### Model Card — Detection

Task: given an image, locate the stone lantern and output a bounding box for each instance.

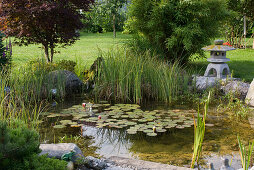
[202,40,235,79]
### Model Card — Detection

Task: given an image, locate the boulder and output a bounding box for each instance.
[39,143,85,163]
[194,76,219,91]
[47,70,84,96]
[246,79,254,107]
[221,81,250,100]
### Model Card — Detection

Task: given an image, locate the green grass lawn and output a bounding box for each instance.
[10,32,254,82]
[11,32,131,67]
[189,48,254,82]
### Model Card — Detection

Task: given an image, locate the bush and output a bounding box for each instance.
[0,120,40,163]
[0,120,67,170]
[56,60,76,73]
[94,48,190,104]
[127,0,229,64]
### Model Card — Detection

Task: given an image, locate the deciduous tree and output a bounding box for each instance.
[0,0,94,62]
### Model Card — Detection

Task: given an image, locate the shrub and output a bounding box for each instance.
[0,120,40,167]
[0,120,67,170]
[127,0,229,64]
[56,60,77,73]
[94,48,190,104]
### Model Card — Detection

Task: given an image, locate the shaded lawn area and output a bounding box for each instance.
[11,32,131,67]
[189,48,254,82]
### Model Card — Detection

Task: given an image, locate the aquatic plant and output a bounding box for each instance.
[44,103,197,137]
[217,91,250,119]
[191,92,210,168]
[237,136,254,170]
[94,48,190,104]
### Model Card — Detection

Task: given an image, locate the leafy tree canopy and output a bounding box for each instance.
[0,0,94,62]
[128,0,230,64]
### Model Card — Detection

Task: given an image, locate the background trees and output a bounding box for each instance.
[225,0,254,48]
[0,0,93,62]
[128,0,229,64]
[84,0,128,37]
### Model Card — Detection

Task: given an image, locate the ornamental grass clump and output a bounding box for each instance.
[94,48,190,104]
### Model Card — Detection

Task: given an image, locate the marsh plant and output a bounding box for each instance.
[217,91,250,118]
[238,136,254,170]
[94,48,190,104]
[191,92,210,168]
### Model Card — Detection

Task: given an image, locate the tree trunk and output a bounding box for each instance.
[43,44,50,63]
[113,14,116,38]
[50,44,54,63]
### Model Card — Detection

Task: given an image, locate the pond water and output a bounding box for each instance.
[39,98,254,169]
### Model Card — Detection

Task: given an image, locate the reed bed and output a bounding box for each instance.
[94,48,190,104]
[0,61,67,126]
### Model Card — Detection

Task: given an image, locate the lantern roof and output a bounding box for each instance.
[202,40,235,52]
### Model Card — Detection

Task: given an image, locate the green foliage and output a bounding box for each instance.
[224,0,254,47]
[0,34,12,70]
[0,120,67,170]
[128,0,229,63]
[0,32,4,57]
[238,136,254,170]
[0,120,40,166]
[191,93,210,168]
[83,0,128,33]
[94,48,190,104]
[217,91,250,118]
[56,60,76,73]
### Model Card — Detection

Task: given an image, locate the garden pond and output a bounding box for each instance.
[39,98,254,168]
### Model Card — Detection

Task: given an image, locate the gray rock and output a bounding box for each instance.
[220,158,234,170]
[222,81,250,99]
[47,70,84,96]
[85,156,108,170]
[246,79,254,107]
[194,76,220,91]
[39,143,85,163]
[108,156,191,170]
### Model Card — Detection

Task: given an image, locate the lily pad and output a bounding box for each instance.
[146,132,157,137]
[53,125,66,129]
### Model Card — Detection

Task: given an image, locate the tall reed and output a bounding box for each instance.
[94,48,190,104]
[238,136,254,170]
[191,92,210,168]
[0,60,67,127]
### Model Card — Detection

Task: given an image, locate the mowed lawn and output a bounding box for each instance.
[11,32,254,81]
[189,48,254,82]
[11,32,131,67]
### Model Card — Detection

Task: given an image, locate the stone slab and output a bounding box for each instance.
[39,143,85,163]
[108,156,191,170]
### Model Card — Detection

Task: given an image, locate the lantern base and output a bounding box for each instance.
[204,63,230,79]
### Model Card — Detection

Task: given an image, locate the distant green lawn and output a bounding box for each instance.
[11,32,254,81]
[189,48,254,82]
[11,32,131,67]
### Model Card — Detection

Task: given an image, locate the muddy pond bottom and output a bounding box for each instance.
[39,100,254,168]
